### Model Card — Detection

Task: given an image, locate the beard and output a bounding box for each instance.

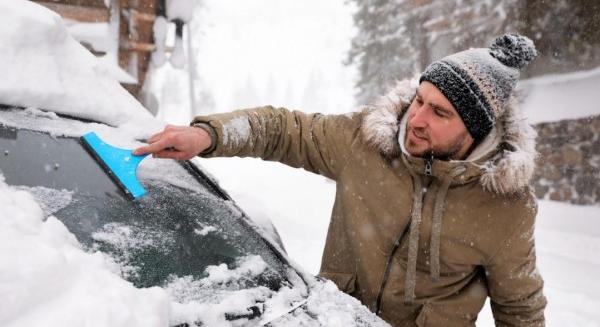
[405,129,470,161]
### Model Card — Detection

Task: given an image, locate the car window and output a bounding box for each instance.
[0,114,288,292]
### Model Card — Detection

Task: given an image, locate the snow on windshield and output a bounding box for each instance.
[166,256,276,304]
[168,255,391,326]
[0,1,152,127]
[92,222,176,280]
[1,174,389,326]
[0,175,171,326]
[166,257,309,326]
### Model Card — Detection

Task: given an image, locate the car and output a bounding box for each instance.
[0,1,390,326]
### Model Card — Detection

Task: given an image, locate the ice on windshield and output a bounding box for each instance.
[92,222,176,280]
[195,225,218,236]
[15,185,73,217]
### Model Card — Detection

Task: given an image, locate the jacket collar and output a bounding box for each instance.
[399,155,483,186]
[360,78,538,195]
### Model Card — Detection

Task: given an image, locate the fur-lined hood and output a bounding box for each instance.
[360,78,538,195]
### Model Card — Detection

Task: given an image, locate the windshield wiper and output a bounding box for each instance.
[171,303,265,327]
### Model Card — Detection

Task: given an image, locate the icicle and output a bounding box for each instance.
[151,16,168,67]
[169,19,185,69]
[170,34,185,68]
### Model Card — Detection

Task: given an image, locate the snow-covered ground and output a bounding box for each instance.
[479,200,600,326]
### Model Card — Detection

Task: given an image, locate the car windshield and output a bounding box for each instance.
[0,109,288,292]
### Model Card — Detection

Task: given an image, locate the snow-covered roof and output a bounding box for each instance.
[519,66,600,124]
[0,0,152,127]
[64,20,137,84]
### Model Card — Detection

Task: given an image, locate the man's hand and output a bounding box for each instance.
[133,125,212,160]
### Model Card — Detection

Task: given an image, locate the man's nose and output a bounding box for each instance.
[409,106,429,128]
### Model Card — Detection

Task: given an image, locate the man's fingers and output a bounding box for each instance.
[148,125,188,144]
[134,125,205,157]
[134,138,173,155]
[147,138,175,153]
[165,125,188,132]
[147,131,165,144]
[132,145,148,155]
[152,149,193,161]
[152,149,177,159]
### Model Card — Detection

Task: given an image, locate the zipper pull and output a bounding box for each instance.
[425,156,433,176]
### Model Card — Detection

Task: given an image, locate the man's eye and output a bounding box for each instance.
[435,109,447,117]
[416,98,423,104]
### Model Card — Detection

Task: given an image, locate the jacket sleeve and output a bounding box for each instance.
[191,106,361,180]
[484,197,547,327]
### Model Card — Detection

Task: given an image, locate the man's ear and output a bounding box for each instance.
[462,133,478,159]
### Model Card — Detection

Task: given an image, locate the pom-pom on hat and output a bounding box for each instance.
[419,33,537,142]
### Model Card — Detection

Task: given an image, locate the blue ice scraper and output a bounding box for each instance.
[80,132,149,199]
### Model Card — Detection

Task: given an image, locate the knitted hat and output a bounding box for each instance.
[419,33,537,142]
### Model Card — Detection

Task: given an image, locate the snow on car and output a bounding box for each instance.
[0,1,390,326]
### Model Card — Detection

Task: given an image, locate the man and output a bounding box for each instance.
[134,33,546,326]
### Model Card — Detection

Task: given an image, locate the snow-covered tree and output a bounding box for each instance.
[345,0,424,105]
[347,0,600,104]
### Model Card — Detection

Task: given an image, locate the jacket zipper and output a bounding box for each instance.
[424,156,433,176]
[374,220,410,315]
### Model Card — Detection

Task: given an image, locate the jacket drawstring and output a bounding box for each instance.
[401,155,423,304]
[401,155,466,303]
[429,165,466,282]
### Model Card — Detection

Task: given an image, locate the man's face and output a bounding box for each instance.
[405,81,474,160]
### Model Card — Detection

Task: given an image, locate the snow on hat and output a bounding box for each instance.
[419,33,537,142]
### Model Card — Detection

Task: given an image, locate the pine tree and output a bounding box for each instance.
[346,0,423,105]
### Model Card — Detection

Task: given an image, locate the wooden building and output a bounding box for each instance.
[31,0,167,99]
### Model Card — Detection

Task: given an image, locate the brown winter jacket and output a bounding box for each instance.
[191,80,546,326]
